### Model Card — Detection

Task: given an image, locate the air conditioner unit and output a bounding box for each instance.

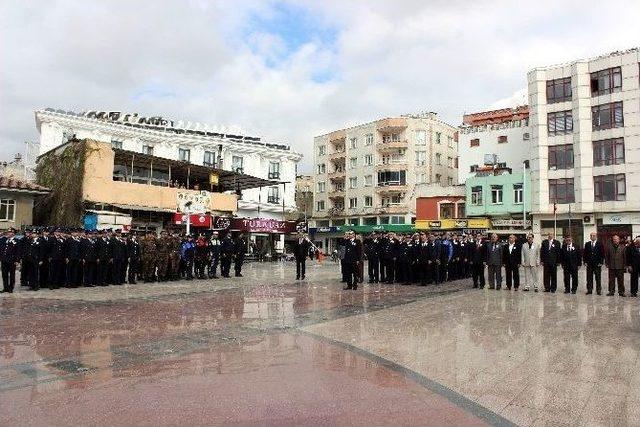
[523,133,530,140]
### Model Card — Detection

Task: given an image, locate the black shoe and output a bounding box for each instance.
[343,285,352,290]
[606,292,614,296]
[489,286,495,290]
[571,290,576,294]
[597,291,602,295]
[353,285,358,290]
[586,291,592,295]
[630,293,637,297]
[296,277,300,280]
[301,276,305,280]
[564,290,570,294]
[619,293,625,297]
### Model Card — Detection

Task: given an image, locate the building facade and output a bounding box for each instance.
[35,109,302,221]
[312,112,458,235]
[458,106,530,184]
[465,167,531,236]
[0,177,50,229]
[528,48,640,245]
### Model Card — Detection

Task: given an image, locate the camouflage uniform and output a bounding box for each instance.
[156,235,171,281]
[169,235,181,280]
[140,235,158,282]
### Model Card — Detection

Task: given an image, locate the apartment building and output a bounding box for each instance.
[311,112,457,249]
[528,48,640,245]
[458,106,531,183]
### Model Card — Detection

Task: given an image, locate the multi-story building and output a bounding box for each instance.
[528,48,640,244]
[311,112,458,252]
[35,109,302,250]
[458,106,530,183]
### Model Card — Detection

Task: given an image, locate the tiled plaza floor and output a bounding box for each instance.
[1,261,638,426]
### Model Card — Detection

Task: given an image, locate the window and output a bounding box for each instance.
[594,174,626,202]
[470,138,480,147]
[349,177,358,189]
[364,196,373,207]
[457,203,466,218]
[379,216,389,225]
[363,217,376,225]
[0,199,15,221]
[447,136,454,148]
[491,185,503,204]
[447,177,453,186]
[349,197,358,209]
[417,173,427,184]
[414,130,426,145]
[591,67,622,96]
[592,102,623,130]
[381,195,403,206]
[364,154,373,166]
[546,77,572,103]
[365,133,374,146]
[350,137,358,149]
[347,218,359,226]
[447,157,454,168]
[547,110,573,135]
[391,216,405,224]
[317,182,326,193]
[232,156,244,173]
[415,151,427,166]
[435,132,441,144]
[382,133,401,143]
[318,145,326,156]
[349,157,357,169]
[377,170,406,186]
[593,138,625,166]
[317,163,326,174]
[316,201,325,211]
[333,182,344,192]
[111,139,123,149]
[364,175,373,186]
[439,203,455,219]
[549,178,575,204]
[471,186,483,205]
[142,145,154,155]
[435,174,441,183]
[178,148,191,162]
[548,144,574,170]
[268,162,280,179]
[498,135,508,144]
[435,153,442,165]
[513,184,523,204]
[203,150,217,167]
[267,186,280,204]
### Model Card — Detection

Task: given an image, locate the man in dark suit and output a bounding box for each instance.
[343,230,362,290]
[561,236,582,294]
[1,228,20,293]
[503,234,521,290]
[469,233,487,289]
[583,231,604,295]
[540,232,562,292]
[293,233,311,280]
[364,232,381,283]
[627,236,640,297]
[486,233,503,290]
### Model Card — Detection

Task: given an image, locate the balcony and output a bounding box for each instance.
[376,118,407,132]
[329,151,346,161]
[328,190,345,198]
[375,162,407,172]
[328,169,346,180]
[377,139,409,151]
[328,130,346,142]
[376,184,408,194]
[328,207,345,216]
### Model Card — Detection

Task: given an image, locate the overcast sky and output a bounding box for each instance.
[1,0,639,171]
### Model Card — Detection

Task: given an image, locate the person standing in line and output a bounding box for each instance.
[20,228,42,291]
[605,234,626,297]
[49,228,68,289]
[208,231,221,278]
[469,233,487,288]
[181,235,196,280]
[521,233,540,292]
[220,232,235,278]
[378,232,388,283]
[1,228,20,293]
[342,230,361,290]
[561,235,582,294]
[194,234,209,279]
[486,233,503,290]
[627,236,640,297]
[583,232,604,295]
[234,233,247,277]
[110,230,128,285]
[365,232,380,284]
[503,234,521,291]
[383,232,398,284]
[140,230,158,283]
[82,230,99,287]
[540,232,561,293]
[127,233,141,284]
[417,232,431,286]
[293,232,311,280]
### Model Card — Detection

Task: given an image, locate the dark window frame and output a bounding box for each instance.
[590,67,622,96]
[547,110,573,136]
[549,178,575,204]
[548,144,574,170]
[546,77,572,103]
[592,102,624,131]
[470,138,480,147]
[593,138,625,166]
[498,135,508,144]
[594,174,626,202]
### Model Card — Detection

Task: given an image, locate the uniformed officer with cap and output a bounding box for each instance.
[1,228,20,293]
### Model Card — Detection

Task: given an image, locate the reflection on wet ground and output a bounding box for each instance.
[0,262,500,426]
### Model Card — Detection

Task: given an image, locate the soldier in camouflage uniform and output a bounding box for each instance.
[140,230,158,282]
[156,230,171,281]
[169,232,182,281]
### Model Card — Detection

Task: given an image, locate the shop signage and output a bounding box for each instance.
[213,217,297,234]
[603,212,640,225]
[177,191,211,214]
[173,213,212,227]
[415,218,490,230]
[491,219,532,227]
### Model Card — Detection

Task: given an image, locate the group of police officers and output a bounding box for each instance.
[0,227,248,293]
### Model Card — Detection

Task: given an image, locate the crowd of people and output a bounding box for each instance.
[0,227,249,293]
[336,230,640,296]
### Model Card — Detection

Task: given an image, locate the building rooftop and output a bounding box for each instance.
[462,106,529,126]
[0,176,50,194]
[529,47,639,72]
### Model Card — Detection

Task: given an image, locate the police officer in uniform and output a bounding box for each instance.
[96,229,112,286]
[169,232,182,281]
[1,228,20,293]
[342,230,361,290]
[110,230,127,285]
[234,233,247,277]
[208,231,221,278]
[20,228,42,291]
[65,228,83,287]
[82,230,99,287]
[39,227,54,289]
[49,228,68,289]
[140,230,158,282]
[220,233,235,278]
[127,233,141,284]
[364,232,380,284]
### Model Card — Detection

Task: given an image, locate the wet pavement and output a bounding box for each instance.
[1,261,638,426]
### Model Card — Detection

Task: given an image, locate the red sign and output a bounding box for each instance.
[213,217,296,234]
[173,213,212,227]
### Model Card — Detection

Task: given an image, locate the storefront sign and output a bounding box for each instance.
[173,213,212,227]
[415,218,490,230]
[491,219,532,227]
[177,191,211,214]
[603,212,640,225]
[213,217,297,234]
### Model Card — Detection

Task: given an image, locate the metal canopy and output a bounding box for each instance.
[112,148,285,191]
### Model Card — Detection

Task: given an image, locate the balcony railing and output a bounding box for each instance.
[267,196,280,204]
[268,172,281,180]
[378,140,408,150]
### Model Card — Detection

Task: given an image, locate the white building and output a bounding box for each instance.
[35,109,302,243]
[458,106,530,184]
[310,112,458,251]
[528,48,640,244]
